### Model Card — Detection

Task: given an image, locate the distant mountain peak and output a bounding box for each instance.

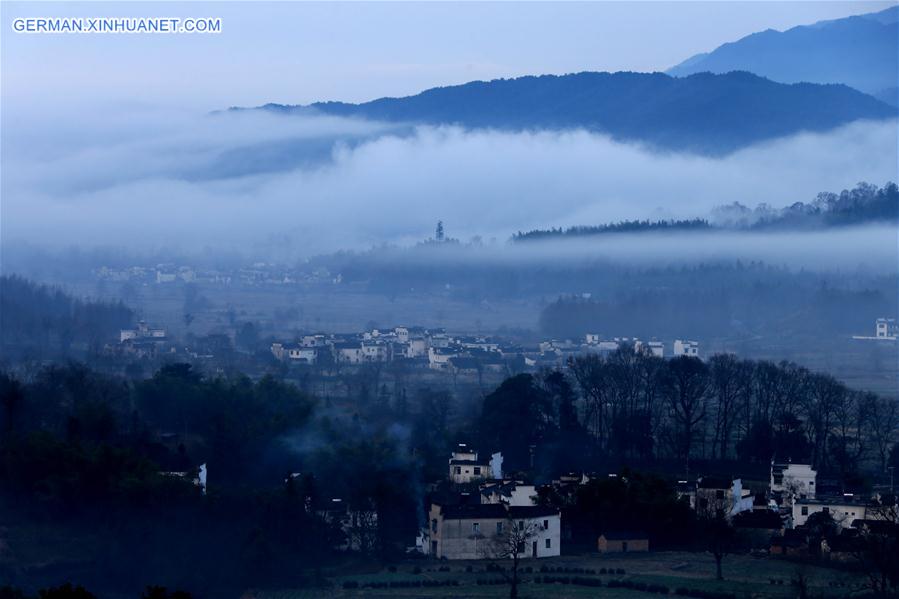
[667,7,898,97]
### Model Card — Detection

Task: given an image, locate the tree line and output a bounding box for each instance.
[514,181,898,241]
[0,275,132,362]
[473,350,898,481]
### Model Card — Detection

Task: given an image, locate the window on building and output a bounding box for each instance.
[431,518,438,532]
[472,522,480,534]
[716,490,725,500]
[496,522,503,534]
[518,520,525,530]
[454,466,461,474]
[543,520,549,529]
[801,506,808,516]
[473,467,481,475]
[545,538,551,549]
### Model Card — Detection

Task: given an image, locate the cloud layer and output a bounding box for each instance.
[2,104,896,259]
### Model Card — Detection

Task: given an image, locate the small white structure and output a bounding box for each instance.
[490,452,504,479]
[853,318,898,341]
[770,462,817,502]
[335,343,365,364]
[673,339,699,358]
[480,481,536,507]
[429,346,460,370]
[876,318,897,339]
[449,445,491,484]
[120,321,166,343]
[635,340,664,358]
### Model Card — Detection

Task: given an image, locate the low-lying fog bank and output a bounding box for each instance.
[2,102,896,256]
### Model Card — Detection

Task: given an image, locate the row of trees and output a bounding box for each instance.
[475,349,898,479]
[0,275,132,361]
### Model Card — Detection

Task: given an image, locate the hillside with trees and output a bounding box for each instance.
[0,275,133,362]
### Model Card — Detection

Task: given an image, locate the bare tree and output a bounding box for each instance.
[568,354,610,447]
[804,373,843,469]
[662,356,710,466]
[869,395,899,473]
[481,514,542,599]
[702,509,735,581]
[709,354,750,460]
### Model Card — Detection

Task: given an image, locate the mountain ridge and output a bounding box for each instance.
[667,6,898,100]
[241,70,895,155]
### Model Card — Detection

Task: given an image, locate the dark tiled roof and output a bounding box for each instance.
[437,503,557,520]
[698,476,733,489]
[600,531,648,541]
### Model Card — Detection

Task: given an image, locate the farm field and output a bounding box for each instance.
[253,552,868,599]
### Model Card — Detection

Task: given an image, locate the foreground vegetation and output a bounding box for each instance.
[253,552,869,598]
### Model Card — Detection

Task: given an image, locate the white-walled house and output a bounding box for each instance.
[429,346,460,370]
[449,446,491,484]
[426,503,561,560]
[770,462,817,502]
[792,497,868,529]
[646,341,664,358]
[673,340,699,358]
[335,343,365,364]
[876,318,898,339]
[480,481,537,507]
[287,346,317,364]
[120,321,166,343]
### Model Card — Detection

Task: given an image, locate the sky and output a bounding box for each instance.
[1,1,894,110]
[1,1,897,259]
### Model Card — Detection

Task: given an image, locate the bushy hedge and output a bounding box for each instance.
[342,579,459,589]
[539,565,601,574]
[674,588,736,599]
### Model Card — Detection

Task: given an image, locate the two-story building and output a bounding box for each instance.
[770,462,817,504]
[673,339,699,358]
[427,503,561,560]
[449,445,492,484]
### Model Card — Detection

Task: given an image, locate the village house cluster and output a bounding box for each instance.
[271,327,523,371]
[94,262,338,286]
[675,460,898,560]
[271,328,702,372]
[416,446,898,563]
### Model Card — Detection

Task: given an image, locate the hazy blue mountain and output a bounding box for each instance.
[255,71,895,154]
[668,6,898,102]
